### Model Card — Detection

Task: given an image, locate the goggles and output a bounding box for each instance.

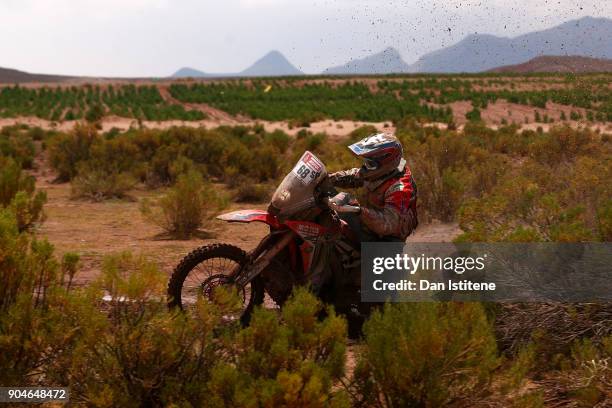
[363,157,379,170]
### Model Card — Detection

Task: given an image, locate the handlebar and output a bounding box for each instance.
[322,196,361,214]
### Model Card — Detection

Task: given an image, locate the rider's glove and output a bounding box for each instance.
[328,169,363,189]
[327,192,361,214]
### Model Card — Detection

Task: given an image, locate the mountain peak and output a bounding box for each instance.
[408,16,612,73]
[240,50,303,77]
[382,46,400,54]
[323,46,410,75]
[171,50,302,78]
[172,67,209,78]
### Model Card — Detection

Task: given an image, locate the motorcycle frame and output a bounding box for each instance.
[216,209,340,286]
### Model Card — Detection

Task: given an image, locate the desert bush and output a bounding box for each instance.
[54,252,223,406]
[0,207,84,385]
[407,132,472,221]
[60,273,347,406]
[49,125,292,187]
[466,107,482,122]
[352,302,498,407]
[140,170,227,239]
[48,124,99,181]
[0,156,34,206]
[10,190,47,231]
[234,182,271,203]
[500,343,538,395]
[512,336,612,407]
[0,125,37,168]
[2,227,349,406]
[208,288,349,407]
[85,104,105,123]
[494,303,612,358]
[27,126,46,141]
[528,125,598,167]
[71,162,136,201]
[597,200,612,241]
[347,125,380,142]
[0,156,47,231]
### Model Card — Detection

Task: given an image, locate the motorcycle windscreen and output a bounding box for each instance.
[270,151,327,217]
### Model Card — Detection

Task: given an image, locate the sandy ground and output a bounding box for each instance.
[2,103,609,137]
[435,99,612,132]
[37,181,461,285]
[35,162,460,286]
[0,115,396,139]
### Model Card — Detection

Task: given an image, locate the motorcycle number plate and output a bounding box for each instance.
[292,152,323,185]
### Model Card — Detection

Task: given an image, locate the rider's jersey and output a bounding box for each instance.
[330,163,418,240]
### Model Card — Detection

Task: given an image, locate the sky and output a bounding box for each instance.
[0,0,610,77]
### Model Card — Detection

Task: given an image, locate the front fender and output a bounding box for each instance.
[216,209,281,229]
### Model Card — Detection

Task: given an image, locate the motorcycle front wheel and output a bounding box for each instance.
[167,243,264,325]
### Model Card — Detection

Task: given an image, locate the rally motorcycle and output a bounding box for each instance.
[168,151,373,334]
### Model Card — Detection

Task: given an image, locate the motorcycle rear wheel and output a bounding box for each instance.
[167,243,264,325]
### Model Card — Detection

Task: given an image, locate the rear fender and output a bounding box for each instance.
[216,210,281,229]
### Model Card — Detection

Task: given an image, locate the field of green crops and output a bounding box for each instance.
[0,73,610,123]
[0,84,205,121]
[169,74,612,123]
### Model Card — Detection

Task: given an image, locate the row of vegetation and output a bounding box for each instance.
[169,75,612,123]
[0,84,205,121]
[394,120,611,242]
[169,81,453,123]
[41,118,610,242]
[1,74,609,124]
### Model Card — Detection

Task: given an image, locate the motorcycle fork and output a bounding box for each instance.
[233,230,295,287]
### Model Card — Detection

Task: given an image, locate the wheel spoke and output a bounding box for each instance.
[178,254,251,317]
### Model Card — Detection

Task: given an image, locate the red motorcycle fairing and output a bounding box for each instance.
[216,210,281,229]
[285,220,333,274]
[217,211,349,280]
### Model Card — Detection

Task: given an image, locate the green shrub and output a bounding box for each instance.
[48,124,99,181]
[597,200,612,241]
[140,171,226,239]
[208,288,349,408]
[60,252,80,290]
[234,182,271,203]
[466,107,482,122]
[0,209,80,385]
[71,162,136,201]
[85,104,105,123]
[0,125,37,168]
[10,190,47,231]
[501,344,537,393]
[2,229,349,407]
[0,156,46,231]
[408,132,472,221]
[50,252,229,407]
[0,156,33,206]
[352,302,498,407]
[347,125,379,142]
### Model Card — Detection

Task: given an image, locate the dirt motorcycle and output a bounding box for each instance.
[168,151,373,334]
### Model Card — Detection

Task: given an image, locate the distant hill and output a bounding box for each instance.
[323,47,411,75]
[240,51,302,76]
[173,67,211,78]
[172,50,302,78]
[407,16,612,73]
[321,16,612,74]
[0,67,70,83]
[490,55,612,73]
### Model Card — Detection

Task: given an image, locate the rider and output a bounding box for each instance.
[327,133,418,242]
